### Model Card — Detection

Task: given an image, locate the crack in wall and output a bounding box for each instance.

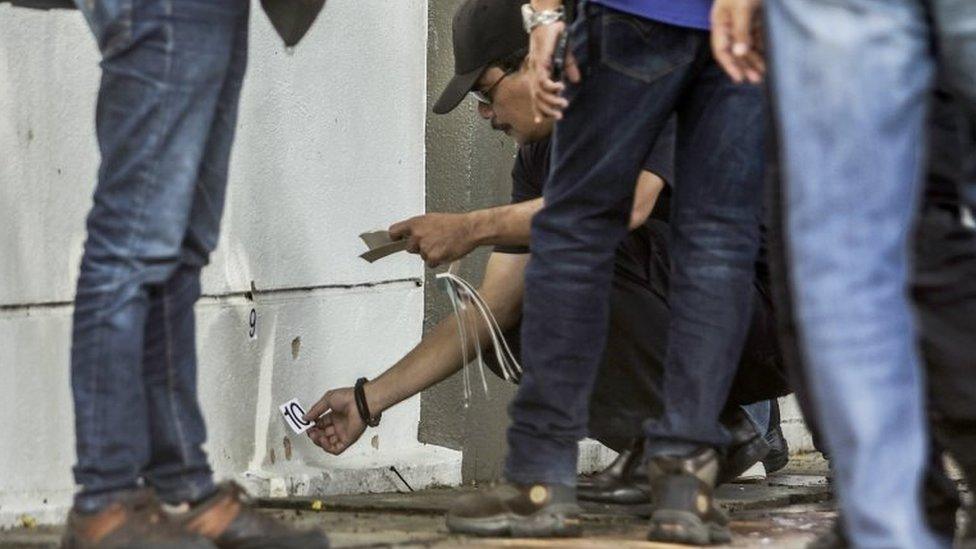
[0,277,424,313]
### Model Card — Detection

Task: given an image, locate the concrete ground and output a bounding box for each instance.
[0,455,835,548]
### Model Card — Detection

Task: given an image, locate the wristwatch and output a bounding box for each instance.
[521,3,565,33]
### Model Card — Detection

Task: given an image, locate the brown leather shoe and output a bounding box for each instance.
[61,489,214,549]
[178,482,329,548]
[577,441,651,504]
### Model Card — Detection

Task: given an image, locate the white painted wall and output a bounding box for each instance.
[0,0,460,528]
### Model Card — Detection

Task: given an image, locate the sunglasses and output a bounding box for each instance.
[470,69,515,105]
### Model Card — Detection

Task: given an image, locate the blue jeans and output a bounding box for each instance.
[506,4,765,485]
[766,0,976,546]
[70,0,249,512]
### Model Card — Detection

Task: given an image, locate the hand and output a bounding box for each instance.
[304,387,365,455]
[527,22,581,123]
[711,0,766,84]
[388,213,479,268]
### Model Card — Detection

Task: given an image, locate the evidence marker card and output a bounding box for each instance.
[279,398,314,435]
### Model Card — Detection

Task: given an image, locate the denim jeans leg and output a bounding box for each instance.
[767,0,941,547]
[71,0,248,511]
[506,8,698,486]
[643,64,765,456]
[141,4,248,506]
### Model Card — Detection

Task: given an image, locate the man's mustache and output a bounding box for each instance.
[491,119,512,133]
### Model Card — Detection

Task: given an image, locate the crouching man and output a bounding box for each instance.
[304,0,790,507]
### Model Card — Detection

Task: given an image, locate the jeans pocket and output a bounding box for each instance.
[74,0,135,57]
[599,13,696,83]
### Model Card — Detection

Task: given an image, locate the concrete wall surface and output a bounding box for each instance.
[0,0,462,528]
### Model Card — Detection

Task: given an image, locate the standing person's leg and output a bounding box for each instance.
[70,0,247,513]
[141,5,249,505]
[640,59,765,545]
[504,8,692,488]
[642,63,765,458]
[766,0,939,546]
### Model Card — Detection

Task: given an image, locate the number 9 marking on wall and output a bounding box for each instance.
[249,308,257,339]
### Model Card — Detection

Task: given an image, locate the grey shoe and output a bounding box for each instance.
[446,483,582,538]
[646,448,731,546]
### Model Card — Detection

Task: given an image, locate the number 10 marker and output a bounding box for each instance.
[279,398,314,435]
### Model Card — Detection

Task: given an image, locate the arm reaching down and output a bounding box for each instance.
[305,252,531,455]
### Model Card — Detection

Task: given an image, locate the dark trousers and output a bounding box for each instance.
[589,218,786,451]
[506,4,765,485]
[499,217,790,453]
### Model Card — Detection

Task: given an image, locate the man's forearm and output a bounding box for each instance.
[467,198,542,248]
[364,255,528,414]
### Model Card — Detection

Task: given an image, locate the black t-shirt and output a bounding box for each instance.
[496,119,676,254]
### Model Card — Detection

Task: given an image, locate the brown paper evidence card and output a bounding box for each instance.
[359,230,409,263]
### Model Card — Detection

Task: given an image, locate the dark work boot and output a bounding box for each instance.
[177,482,329,548]
[446,483,582,537]
[578,440,651,504]
[718,408,771,484]
[61,489,214,549]
[646,448,731,545]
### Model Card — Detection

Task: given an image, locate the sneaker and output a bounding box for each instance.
[177,482,329,548]
[578,440,651,504]
[646,448,732,545]
[61,489,214,549]
[736,460,767,482]
[446,483,582,537]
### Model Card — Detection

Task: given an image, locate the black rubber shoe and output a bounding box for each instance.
[763,423,790,475]
[179,482,330,548]
[446,483,582,537]
[646,448,731,546]
[578,441,651,504]
[718,408,771,484]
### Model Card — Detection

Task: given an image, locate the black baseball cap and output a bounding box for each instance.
[432,0,528,115]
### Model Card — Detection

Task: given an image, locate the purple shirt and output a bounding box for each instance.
[592,0,712,30]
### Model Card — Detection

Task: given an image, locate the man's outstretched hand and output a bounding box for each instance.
[711,0,766,84]
[304,387,365,455]
[389,213,479,268]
